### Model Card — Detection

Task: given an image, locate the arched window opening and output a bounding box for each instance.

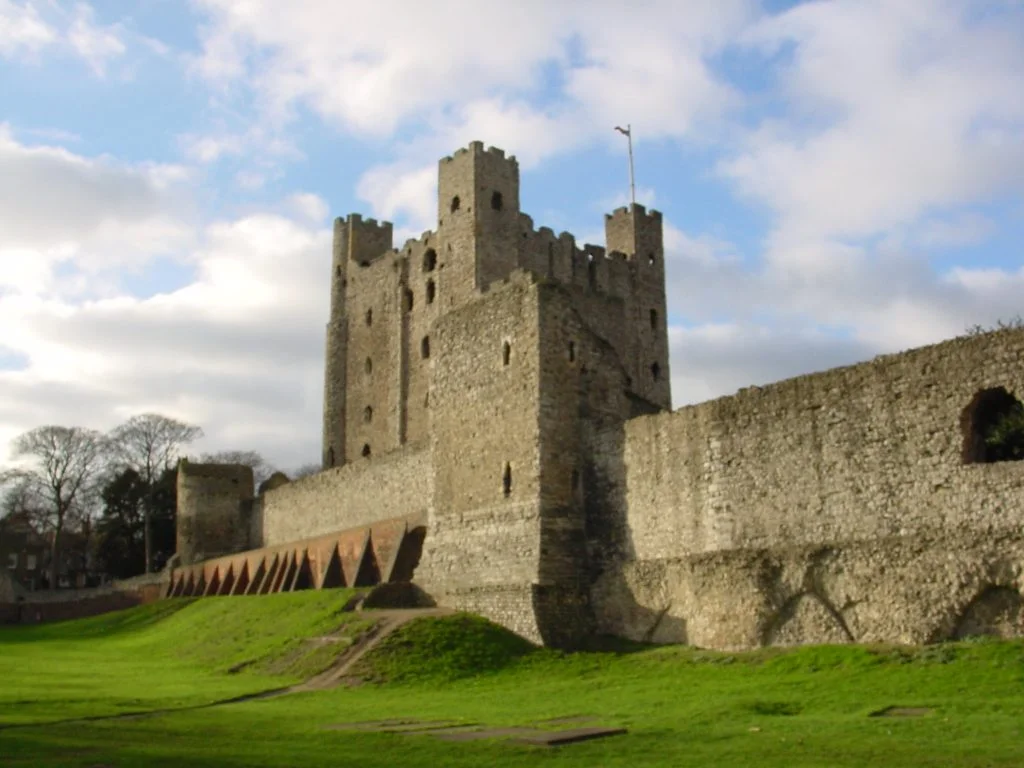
[363,406,373,423]
[362,444,371,458]
[491,190,503,211]
[426,279,436,304]
[365,308,373,326]
[403,289,414,312]
[568,341,576,362]
[961,387,1024,464]
[650,308,658,331]
[651,361,661,381]
[648,252,656,266]
[365,357,372,375]
[502,462,512,497]
[450,196,460,213]
[421,336,431,359]
[502,341,511,366]
[423,249,437,272]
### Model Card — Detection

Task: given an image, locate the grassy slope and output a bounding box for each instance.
[0,590,369,726]
[2,597,1024,767]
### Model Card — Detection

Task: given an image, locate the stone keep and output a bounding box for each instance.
[176,141,1024,650]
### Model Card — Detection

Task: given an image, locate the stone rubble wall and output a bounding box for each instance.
[260,446,432,548]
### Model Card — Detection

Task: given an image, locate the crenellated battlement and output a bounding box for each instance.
[442,140,519,166]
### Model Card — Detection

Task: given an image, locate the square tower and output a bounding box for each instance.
[436,142,521,309]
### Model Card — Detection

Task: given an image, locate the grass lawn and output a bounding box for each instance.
[2,594,1024,767]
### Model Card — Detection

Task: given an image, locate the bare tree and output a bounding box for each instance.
[290,463,321,480]
[109,414,203,573]
[2,427,108,589]
[199,450,276,487]
[964,315,1024,337]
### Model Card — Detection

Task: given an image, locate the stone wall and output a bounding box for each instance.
[592,327,1024,649]
[176,462,255,566]
[0,572,169,625]
[593,530,1024,650]
[417,273,547,640]
[618,328,1024,561]
[261,446,432,547]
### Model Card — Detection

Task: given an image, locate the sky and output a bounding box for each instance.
[0,0,1022,473]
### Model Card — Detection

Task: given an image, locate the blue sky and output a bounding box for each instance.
[0,0,1022,471]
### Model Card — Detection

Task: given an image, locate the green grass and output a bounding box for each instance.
[2,595,1024,767]
[0,590,370,726]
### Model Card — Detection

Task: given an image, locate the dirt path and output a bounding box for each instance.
[291,607,454,692]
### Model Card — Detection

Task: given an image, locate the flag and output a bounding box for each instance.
[614,126,630,137]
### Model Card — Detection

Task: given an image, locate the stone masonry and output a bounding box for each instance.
[175,141,1024,650]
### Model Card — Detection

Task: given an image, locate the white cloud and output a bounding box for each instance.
[67,2,125,76]
[0,0,55,56]
[0,124,194,296]
[0,207,333,470]
[190,0,755,223]
[179,132,244,164]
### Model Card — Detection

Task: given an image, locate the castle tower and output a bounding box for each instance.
[436,141,521,309]
[605,204,671,409]
[322,214,394,469]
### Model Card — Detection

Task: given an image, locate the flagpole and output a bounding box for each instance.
[626,123,635,208]
[614,124,636,208]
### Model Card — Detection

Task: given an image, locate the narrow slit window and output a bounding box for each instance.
[450,196,460,213]
[502,341,511,366]
[502,463,512,497]
[365,358,372,375]
[423,249,437,272]
[568,341,576,362]
[363,406,373,423]
[491,191,503,211]
[365,308,373,326]
[421,336,431,359]
[426,279,436,304]
[361,444,371,458]
[651,361,661,381]
[650,308,658,331]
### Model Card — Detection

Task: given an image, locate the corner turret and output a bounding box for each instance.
[437,141,521,308]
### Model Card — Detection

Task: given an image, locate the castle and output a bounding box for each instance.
[171,141,1024,649]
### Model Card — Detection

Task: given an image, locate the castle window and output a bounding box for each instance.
[648,252,656,266]
[502,462,512,497]
[650,308,658,331]
[502,341,511,366]
[651,361,661,381]
[450,196,460,213]
[335,265,342,278]
[421,336,431,359]
[403,289,414,312]
[961,387,1024,464]
[363,406,373,424]
[491,191,503,211]
[426,279,436,304]
[365,309,373,326]
[327,447,335,468]
[362,444,371,458]
[365,357,372,375]
[568,341,576,362]
[423,249,437,272]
